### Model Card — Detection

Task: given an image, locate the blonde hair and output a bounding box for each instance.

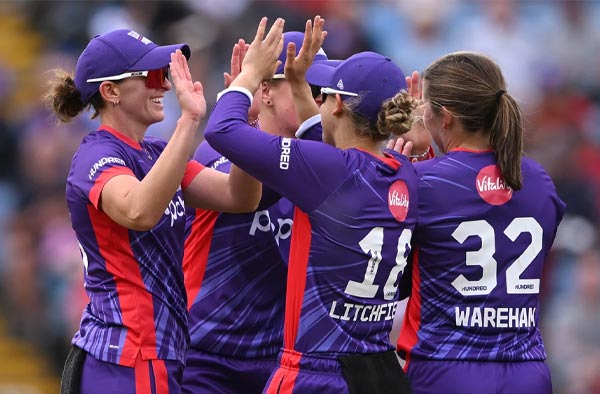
[343,91,418,142]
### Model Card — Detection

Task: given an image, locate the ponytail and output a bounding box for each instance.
[43,69,100,122]
[489,92,523,190]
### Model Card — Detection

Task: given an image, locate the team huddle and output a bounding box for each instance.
[45,15,565,394]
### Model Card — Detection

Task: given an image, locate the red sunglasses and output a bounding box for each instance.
[86,66,170,89]
[144,67,170,89]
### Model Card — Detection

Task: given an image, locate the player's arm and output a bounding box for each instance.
[183,163,261,213]
[204,89,346,212]
[284,18,326,124]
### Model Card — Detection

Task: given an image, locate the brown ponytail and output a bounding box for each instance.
[489,92,524,190]
[43,68,103,122]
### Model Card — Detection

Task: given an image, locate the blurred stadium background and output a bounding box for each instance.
[0,1,598,393]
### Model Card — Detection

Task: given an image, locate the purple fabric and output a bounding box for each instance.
[399,151,565,361]
[263,352,349,394]
[406,358,552,394]
[306,59,343,87]
[68,129,189,366]
[80,352,184,394]
[182,350,278,394]
[184,141,292,359]
[75,29,190,104]
[204,91,418,356]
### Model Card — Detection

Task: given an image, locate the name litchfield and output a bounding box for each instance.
[329,300,398,322]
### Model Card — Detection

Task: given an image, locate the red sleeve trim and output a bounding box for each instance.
[181,160,205,191]
[89,167,136,208]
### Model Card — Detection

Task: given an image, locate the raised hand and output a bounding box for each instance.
[386,138,414,158]
[405,70,421,100]
[231,17,285,93]
[224,39,247,88]
[224,39,261,121]
[284,15,327,85]
[170,49,206,122]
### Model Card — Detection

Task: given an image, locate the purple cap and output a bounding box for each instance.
[306,59,343,87]
[319,51,407,123]
[273,31,328,79]
[74,29,191,104]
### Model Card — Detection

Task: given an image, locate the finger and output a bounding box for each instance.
[230,42,240,75]
[264,17,285,47]
[304,19,313,53]
[170,51,182,84]
[406,76,412,94]
[254,17,268,43]
[284,42,296,74]
[239,39,248,65]
[386,139,395,150]
[313,16,325,50]
[402,140,414,157]
[229,48,240,81]
[173,50,188,82]
[180,50,192,82]
[274,34,284,62]
[224,72,232,88]
[411,71,421,99]
[394,138,404,152]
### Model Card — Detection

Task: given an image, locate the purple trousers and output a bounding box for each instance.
[263,349,349,394]
[405,358,552,394]
[181,350,278,394]
[80,352,183,394]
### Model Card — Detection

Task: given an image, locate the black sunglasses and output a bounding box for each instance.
[309,84,321,100]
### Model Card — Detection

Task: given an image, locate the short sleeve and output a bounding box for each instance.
[182,160,205,191]
[68,141,135,209]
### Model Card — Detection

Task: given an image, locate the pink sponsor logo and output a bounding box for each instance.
[388,180,409,222]
[476,165,513,205]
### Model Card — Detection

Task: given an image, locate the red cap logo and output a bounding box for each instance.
[476,165,513,205]
[388,180,410,222]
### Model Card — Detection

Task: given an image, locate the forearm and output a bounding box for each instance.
[121,117,199,228]
[227,164,261,212]
[230,72,263,97]
[290,80,319,123]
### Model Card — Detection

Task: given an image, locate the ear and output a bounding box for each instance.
[332,94,344,116]
[98,81,120,103]
[261,81,274,107]
[441,106,453,129]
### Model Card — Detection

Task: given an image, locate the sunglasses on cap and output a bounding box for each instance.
[86,67,170,89]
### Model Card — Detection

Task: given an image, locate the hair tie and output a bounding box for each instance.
[496,89,506,103]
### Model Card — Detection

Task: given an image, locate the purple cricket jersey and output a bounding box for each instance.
[66,125,203,367]
[183,141,293,358]
[398,149,565,363]
[203,91,418,357]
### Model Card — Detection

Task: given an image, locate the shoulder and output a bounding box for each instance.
[143,136,168,151]
[413,155,446,177]
[73,131,130,163]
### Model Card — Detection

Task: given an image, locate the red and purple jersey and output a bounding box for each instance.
[183,141,293,358]
[398,149,565,364]
[66,125,204,367]
[203,91,418,357]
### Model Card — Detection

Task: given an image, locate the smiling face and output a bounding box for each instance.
[112,74,172,127]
